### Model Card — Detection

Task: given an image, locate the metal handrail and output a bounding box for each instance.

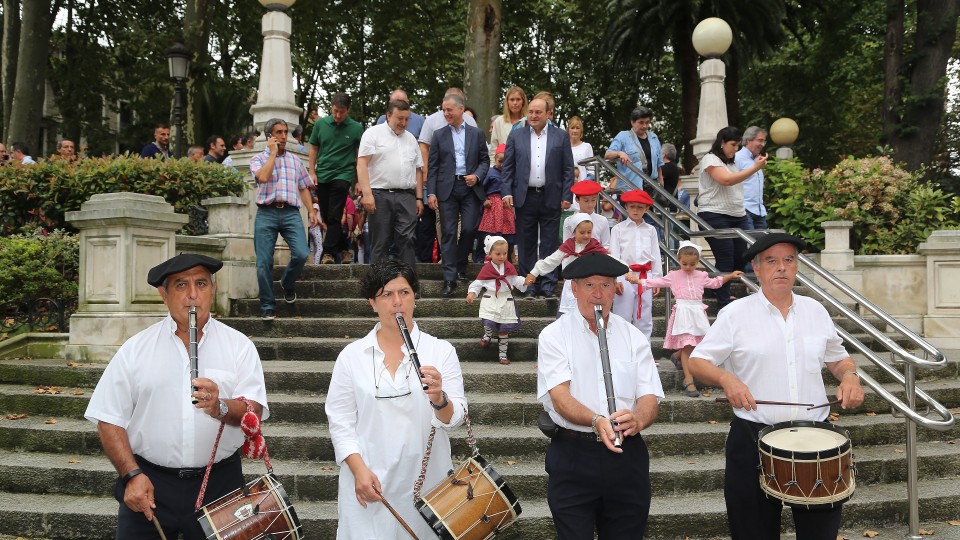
[580,152,954,538]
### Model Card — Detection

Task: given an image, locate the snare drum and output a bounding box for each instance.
[196,474,303,540]
[757,420,856,509]
[417,455,522,540]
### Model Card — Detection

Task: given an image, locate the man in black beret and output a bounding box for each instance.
[85,253,269,539]
[536,253,664,538]
[689,233,864,539]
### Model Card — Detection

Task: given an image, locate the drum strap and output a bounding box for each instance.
[194,397,272,512]
[413,406,478,504]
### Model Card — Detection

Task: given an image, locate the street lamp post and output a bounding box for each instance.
[769,117,800,159]
[166,42,191,159]
[690,17,733,160]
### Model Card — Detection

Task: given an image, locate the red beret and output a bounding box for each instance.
[495,143,506,155]
[620,190,654,205]
[570,180,602,196]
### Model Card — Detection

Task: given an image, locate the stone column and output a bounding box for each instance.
[690,58,728,161]
[918,230,960,347]
[813,220,863,306]
[64,193,188,362]
[200,195,257,314]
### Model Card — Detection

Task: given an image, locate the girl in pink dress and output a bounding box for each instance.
[642,241,742,397]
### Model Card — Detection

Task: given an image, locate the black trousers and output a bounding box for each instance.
[316,179,351,253]
[416,205,437,263]
[438,181,482,281]
[515,189,561,294]
[725,418,843,540]
[698,211,751,309]
[546,432,651,539]
[115,452,244,540]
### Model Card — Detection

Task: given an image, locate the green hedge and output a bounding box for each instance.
[0,155,247,235]
[0,228,79,305]
[765,156,960,255]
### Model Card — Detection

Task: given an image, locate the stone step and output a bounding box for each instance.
[4,434,960,503]
[4,475,960,539]
[3,412,956,463]
[222,316,569,340]
[3,379,958,430]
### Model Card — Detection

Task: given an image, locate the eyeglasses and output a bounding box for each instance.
[372,348,416,400]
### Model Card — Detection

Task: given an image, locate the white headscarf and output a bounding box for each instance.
[567,213,594,235]
[484,235,507,255]
[677,240,702,256]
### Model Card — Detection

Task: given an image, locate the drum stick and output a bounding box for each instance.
[714,397,814,407]
[807,398,843,410]
[373,485,420,540]
[152,516,168,540]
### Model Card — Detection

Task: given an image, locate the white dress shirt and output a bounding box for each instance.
[608,219,662,280]
[692,292,850,425]
[538,310,664,431]
[326,323,466,539]
[358,122,423,190]
[84,316,269,468]
[528,126,548,188]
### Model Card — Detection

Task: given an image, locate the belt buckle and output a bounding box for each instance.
[178,469,196,479]
[275,202,287,209]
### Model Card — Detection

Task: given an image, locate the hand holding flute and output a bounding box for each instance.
[594,305,622,449]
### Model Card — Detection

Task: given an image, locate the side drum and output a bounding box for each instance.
[416,455,522,540]
[757,420,856,509]
[196,474,303,540]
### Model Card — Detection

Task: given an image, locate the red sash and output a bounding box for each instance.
[630,262,653,319]
[476,260,519,293]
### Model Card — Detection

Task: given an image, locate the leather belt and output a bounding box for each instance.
[136,449,241,479]
[455,175,467,181]
[735,417,770,432]
[257,201,296,209]
[372,188,416,194]
[555,426,601,443]
[528,186,545,192]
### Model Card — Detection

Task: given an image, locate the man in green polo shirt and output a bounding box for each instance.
[308,92,364,264]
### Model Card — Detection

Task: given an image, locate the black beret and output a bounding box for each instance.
[740,233,806,266]
[147,253,223,287]
[561,253,629,280]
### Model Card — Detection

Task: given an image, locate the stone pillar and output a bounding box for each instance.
[64,193,188,361]
[918,230,960,346]
[249,9,302,134]
[200,195,258,315]
[812,220,862,305]
[690,58,728,161]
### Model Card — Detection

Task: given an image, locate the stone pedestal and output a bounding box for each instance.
[249,10,302,134]
[918,230,960,346]
[64,193,188,361]
[200,195,257,314]
[691,58,728,161]
[813,221,863,306]
[775,147,795,159]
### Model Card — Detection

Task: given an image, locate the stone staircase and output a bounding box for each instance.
[0,263,958,539]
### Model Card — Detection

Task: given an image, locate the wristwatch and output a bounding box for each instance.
[216,399,229,420]
[430,391,449,410]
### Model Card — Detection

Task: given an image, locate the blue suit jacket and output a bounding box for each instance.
[500,124,574,209]
[427,123,490,202]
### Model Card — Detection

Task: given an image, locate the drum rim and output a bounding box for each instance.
[757,420,851,460]
[196,474,303,538]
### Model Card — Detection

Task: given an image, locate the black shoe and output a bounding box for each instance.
[541,289,556,298]
[283,288,297,304]
[523,290,537,299]
[441,280,457,297]
[457,272,468,281]
[260,309,276,321]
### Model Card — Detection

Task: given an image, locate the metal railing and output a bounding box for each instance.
[580,155,955,538]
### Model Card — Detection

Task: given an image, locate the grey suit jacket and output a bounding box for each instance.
[427,123,490,202]
[500,124,574,209]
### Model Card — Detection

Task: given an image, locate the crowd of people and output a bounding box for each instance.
[74,85,867,540]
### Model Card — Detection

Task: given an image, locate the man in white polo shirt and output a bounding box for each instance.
[356,99,425,267]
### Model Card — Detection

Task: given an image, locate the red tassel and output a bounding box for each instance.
[240,411,261,438]
[242,434,266,459]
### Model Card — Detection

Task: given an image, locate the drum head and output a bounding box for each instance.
[758,420,851,460]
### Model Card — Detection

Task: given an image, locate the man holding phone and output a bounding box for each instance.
[250,118,319,321]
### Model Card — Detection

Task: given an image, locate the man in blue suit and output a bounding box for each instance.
[427,94,490,297]
[501,97,574,298]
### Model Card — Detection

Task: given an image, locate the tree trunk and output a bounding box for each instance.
[675,15,698,172]
[463,0,501,140]
[881,0,904,145]
[1,0,20,141]
[725,59,739,130]
[893,0,960,173]
[7,0,52,152]
[183,0,210,147]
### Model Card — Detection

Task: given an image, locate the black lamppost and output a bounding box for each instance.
[166,42,191,159]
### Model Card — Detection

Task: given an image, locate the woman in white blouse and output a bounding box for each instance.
[696,126,767,309]
[488,86,528,165]
[326,259,467,539]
